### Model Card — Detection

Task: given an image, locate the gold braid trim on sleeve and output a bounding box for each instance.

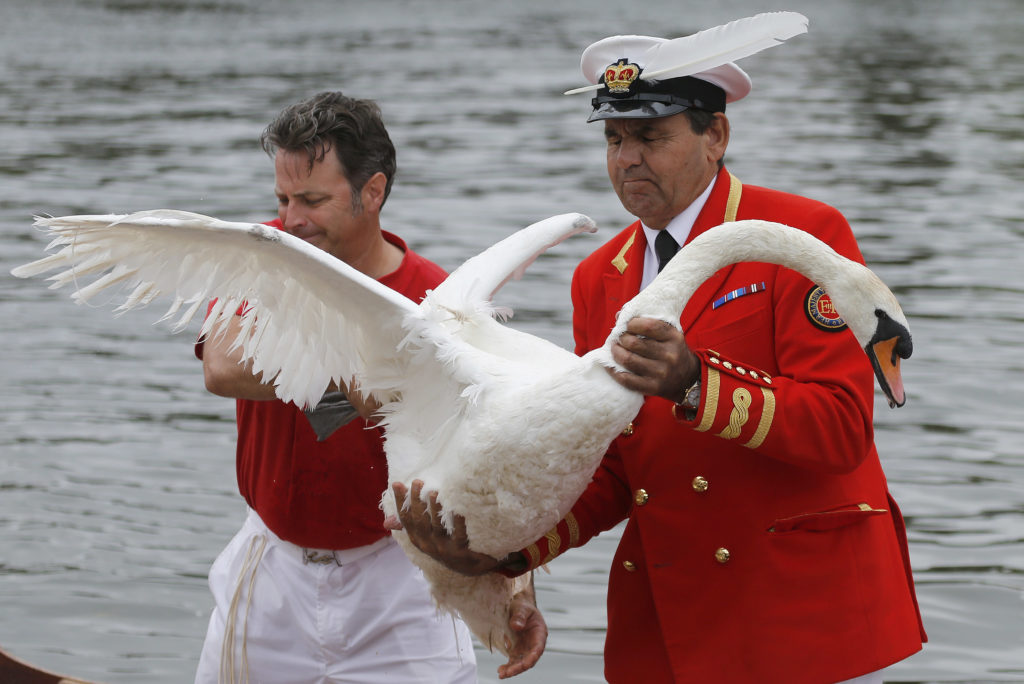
[523,543,542,569]
[566,512,580,548]
[542,528,562,564]
[718,388,752,440]
[694,367,721,433]
[742,386,776,449]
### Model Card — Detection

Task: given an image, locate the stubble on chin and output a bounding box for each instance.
[618,187,656,220]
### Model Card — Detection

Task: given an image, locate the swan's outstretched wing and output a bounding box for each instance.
[12,210,417,409]
[428,213,596,313]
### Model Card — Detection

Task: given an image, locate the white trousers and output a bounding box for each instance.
[194,509,477,684]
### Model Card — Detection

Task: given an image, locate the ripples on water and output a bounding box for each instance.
[1,0,1022,681]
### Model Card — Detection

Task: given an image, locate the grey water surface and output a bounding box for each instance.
[1,0,1022,681]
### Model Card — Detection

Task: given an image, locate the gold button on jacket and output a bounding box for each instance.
[633,488,649,506]
[692,476,709,493]
[715,547,731,564]
[622,560,636,572]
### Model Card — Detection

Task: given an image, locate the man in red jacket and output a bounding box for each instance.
[393,24,926,684]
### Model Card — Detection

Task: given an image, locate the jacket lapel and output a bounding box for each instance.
[602,221,646,317]
[680,168,743,331]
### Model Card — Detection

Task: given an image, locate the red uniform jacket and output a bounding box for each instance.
[519,169,925,682]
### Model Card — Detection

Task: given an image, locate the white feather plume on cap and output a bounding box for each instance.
[578,35,752,103]
[565,11,809,101]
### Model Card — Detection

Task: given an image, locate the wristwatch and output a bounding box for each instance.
[674,377,702,421]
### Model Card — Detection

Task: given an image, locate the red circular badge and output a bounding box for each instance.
[804,285,847,332]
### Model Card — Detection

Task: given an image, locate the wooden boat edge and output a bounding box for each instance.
[0,645,98,684]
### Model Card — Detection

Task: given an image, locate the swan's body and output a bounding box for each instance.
[12,212,911,654]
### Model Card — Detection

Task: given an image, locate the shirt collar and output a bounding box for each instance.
[640,175,717,289]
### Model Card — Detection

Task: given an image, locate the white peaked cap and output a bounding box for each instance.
[580,34,752,103]
[566,12,809,120]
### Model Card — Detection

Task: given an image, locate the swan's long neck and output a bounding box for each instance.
[593,219,910,406]
[626,220,849,325]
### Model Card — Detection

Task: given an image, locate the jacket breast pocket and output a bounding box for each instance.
[690,307,772,352]
[767,503,888,534]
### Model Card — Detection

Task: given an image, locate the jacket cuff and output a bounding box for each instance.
[495,512,581,577]
[672,348,778,450]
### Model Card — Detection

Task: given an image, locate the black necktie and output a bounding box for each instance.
[655,230,679,273]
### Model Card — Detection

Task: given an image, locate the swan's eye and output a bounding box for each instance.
[873,309,913,360]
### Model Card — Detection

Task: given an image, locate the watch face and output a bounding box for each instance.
[683,380,701,408]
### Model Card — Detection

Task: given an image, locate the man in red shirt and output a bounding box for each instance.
[393,23,926,684]
[193,92,481,683]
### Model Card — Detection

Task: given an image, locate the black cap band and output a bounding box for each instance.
[589,75,726,122]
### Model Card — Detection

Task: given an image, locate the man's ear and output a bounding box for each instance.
[706,112,730,163]
[361,172,388,214]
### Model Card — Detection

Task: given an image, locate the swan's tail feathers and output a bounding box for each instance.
[389,547,532,660]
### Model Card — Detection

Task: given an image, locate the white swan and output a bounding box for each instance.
[11,212,912,655]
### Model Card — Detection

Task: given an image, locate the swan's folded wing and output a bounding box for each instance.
[428,212,595,313]
[12,209,418,409]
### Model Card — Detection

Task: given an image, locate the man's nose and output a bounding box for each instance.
[613,138,643,168]
[280,203,307,232]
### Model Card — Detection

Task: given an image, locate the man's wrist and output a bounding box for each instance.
[501,551,528,572]
[497,551,529,575]
[673,375,702,421]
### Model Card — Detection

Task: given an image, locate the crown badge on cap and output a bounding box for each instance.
[603,58,641,94]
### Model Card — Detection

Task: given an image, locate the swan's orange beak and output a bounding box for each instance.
[866,310,913,408]
[868,337,905,408]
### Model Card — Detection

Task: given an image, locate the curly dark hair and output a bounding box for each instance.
[260,91,397,211]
